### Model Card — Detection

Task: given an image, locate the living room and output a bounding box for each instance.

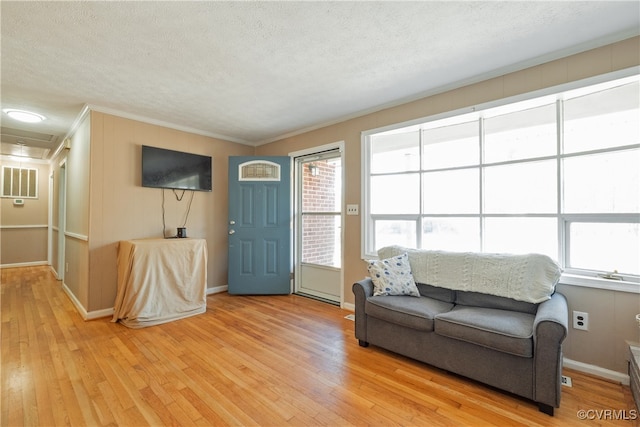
[1,2,639,424]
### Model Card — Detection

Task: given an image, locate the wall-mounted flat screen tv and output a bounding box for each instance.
[141,145,212,192]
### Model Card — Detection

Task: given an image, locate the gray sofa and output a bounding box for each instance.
[353,246,568,416]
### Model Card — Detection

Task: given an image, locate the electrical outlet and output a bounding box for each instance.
[346,204,359,215]
[573,310,589,331]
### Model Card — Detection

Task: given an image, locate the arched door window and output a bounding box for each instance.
[238,160,281,181]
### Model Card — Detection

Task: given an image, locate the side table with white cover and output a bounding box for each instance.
[112,238,207,328]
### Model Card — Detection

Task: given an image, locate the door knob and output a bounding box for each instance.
[229,220,235,225]
[229,229,235,235]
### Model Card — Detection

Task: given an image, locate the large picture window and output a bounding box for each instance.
[363,72,639,284]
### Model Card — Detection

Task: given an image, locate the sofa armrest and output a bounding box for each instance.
[533,292,568,408]
[534,292,569,332]
[352,279,374,343]
[353,278,374,299]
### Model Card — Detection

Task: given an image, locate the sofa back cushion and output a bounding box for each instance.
[378,245,562,304]
[456,290,538,314]
[417,283,456,303]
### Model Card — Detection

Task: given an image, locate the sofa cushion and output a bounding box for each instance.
[367,252,420,297]
[366,296,454,332]
[456,290,538,314]
[435,306,535,357]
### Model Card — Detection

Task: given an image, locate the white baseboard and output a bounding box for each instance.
[49,265,61,279]
[61,282,115,320]
[61,282,89,319]
[1,261,48,268]
[342,302,355,311]
[87,308,114,320]
[207,285,228,295]
[563,357,630,385]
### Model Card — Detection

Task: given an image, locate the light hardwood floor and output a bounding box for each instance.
[2,266,637,426]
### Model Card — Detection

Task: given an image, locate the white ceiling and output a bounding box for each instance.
[2,1,639,160]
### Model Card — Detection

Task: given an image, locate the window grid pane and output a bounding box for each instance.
[568,222,640,276]
[370,174,420,214]
[374,219,417,252]
[422,121,479,169]
[423,169,479,214]
[422,217,480,252]
[484,103,557,163]
[563,81,640,154]
[483,160,557,214]
[562,149,640,214]
[484,217,558,259]
[370,130,420,174]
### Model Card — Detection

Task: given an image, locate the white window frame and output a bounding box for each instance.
[361,67,640,293]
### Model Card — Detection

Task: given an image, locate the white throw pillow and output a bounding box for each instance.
[367,252,420,297]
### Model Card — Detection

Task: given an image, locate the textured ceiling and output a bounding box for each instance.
[1,1,639,159]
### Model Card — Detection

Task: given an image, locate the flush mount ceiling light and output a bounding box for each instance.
[3,109,46,123]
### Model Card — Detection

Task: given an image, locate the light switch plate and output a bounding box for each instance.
[346,204,359,215]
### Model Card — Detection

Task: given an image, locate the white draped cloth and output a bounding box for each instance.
[113,238,207,328]
[378,246,561,304]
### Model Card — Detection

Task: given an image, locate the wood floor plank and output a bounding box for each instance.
[1,266,637,426]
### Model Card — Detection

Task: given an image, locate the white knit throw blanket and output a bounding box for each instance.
[378,246,562,304]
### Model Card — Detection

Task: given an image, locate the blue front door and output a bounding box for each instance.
[228,156,291,294]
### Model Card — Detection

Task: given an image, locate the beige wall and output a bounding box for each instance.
[1,227,48,265]
[558,284,640,374]
[0,159,49,266]
[257,36,640,374]
[66,114,91,237]
[87,111,253,312]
